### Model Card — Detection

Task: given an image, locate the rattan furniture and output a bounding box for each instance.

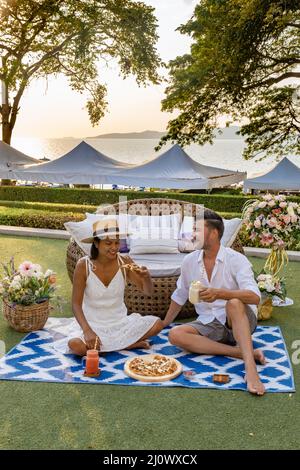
[3,299,50,332]
[66,198,244,319]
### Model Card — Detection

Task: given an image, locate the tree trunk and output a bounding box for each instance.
[1,103,12,144]
[1,103,14,185]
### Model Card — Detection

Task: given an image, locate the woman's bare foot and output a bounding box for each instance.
[126,339,151,350]
[254,349,266,365]
[245,369,266,396]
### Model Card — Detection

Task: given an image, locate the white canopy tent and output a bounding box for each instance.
[244,157,300,191]
[10,141,132,184]
[107,144,246,190]
[0,140,40,178]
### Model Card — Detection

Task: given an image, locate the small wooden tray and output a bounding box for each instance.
[124,354,182,382]
[213,374,230,384]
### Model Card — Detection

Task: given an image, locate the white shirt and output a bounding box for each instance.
[171,245,261,325]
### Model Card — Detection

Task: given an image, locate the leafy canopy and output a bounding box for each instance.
[160,0,300,160]
[0,0,161,141]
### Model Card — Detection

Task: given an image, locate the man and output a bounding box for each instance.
[163,209,266,396]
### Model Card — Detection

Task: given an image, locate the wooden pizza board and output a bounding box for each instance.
[124,354,182,382]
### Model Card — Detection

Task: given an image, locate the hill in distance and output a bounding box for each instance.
[87,126,241,140]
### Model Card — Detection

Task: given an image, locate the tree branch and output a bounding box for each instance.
[245,72,300,90]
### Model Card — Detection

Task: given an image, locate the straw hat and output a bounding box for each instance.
[81,218,130,243]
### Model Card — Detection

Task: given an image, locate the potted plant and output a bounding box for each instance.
[256,271,286,321]
[0,258,58,332]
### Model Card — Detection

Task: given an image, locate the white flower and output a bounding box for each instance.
[275,195,286,202]
[279,201,287,208]
[263,194,273,201]
[10,280,21,290]
[287,205,295,217]
[254,218,262,229]
[13,275,22,283]
[257,274,267,281]
[265,282,275,293]
[44,269,54,278]
[268,200,276,207]
[31,263,42,274]
[258,201,267,209]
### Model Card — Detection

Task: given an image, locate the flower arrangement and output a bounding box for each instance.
[0,258,57,306]
[243,194,300,275]
[256,272,286,300]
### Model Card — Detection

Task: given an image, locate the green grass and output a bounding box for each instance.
[0,234,300,450]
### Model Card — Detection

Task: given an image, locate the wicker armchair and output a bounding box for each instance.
[66,198,244,319]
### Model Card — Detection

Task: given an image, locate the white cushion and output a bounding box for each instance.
[131,253,187,277]
[222,218,243,247]
[128,214,181,240]
[129,238,179,255]
[178,215,242,252]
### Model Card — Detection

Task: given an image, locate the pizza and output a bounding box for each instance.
[128,354,179,377]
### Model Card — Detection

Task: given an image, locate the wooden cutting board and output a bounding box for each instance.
[124,354,182,382]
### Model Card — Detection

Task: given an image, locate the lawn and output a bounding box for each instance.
[0,234,299,450]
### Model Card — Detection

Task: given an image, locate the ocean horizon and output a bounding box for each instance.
[10,136,299,179]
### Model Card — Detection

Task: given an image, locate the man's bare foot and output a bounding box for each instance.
[254,349,266,365]
[245,369,266,396]
[127,340,151,350]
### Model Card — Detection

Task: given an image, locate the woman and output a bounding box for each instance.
[66,218,163,356]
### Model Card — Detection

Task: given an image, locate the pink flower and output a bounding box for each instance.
[272,208,282,215]
[291,214,298,223]
[281,214,291,225]
[260,233,274,246]
[18,261,34,275]
[267,217,277,228]
[279,201,287,208]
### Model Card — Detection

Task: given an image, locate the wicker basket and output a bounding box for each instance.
[2,299,50,332]
[66,197,245,319]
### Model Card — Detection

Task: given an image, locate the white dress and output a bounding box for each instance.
[55,255,159,353]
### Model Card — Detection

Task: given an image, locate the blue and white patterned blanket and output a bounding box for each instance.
[0,317,295,392]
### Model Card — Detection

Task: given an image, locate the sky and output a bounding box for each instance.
[12,0,199,139]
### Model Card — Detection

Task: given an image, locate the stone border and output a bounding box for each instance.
[0,224,299,261]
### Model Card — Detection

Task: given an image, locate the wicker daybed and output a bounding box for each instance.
[66,198,244,319]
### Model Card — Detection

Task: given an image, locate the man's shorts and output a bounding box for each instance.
[187,306,257,346]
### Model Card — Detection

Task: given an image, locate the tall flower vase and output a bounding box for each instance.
[258,295,273,321]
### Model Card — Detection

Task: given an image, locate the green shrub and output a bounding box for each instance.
[0,200,96,213]
[0,207,84,230]
[0,185,257,212]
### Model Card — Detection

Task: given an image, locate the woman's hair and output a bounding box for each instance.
[90,237,100,259]
[204,209,224,240]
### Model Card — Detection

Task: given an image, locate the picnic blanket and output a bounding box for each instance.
[0,317,295,392]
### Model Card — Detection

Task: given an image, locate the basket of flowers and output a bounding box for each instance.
[0,258,57,332]
[256,272,286,321]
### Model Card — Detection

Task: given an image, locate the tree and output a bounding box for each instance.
[159,0,300,160]
[0,0,161,144]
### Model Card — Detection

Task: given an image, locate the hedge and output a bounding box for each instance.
[0,206,241,231]
[0,185,257,213]
[0,207,84,230]
[0,200,97,214]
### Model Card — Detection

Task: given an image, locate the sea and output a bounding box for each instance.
[11,136,300,180]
